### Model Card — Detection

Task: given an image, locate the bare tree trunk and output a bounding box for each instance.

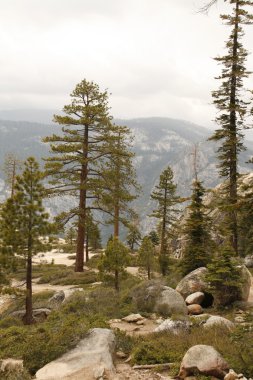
[75,126,88,272]
[23,252,34,325]
[115,269,119,292]
[229,1,239,255]
[86,232,89,263]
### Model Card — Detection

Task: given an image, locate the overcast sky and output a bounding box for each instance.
[0,0,253,128]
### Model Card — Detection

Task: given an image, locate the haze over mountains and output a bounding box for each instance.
[0,114,253,235]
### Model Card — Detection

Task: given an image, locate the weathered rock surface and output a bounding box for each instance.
[122,314,144,323]
[239,266,252,302]
[154,286,188,316]
[12,308,51,322]
[244,255,253,268]
[0,359,23,372]
[49,288,84,305]
[176,266,251,306]
[179,345,229,379]
[35,328,115,380]
[185,292,205,305]
[176,268,208,299]
[132,281,188,316]
[154,318,190,334]
[187,304,203,315]
[203,316,235,330]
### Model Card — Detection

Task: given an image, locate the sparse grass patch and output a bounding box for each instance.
[130,325,253,377]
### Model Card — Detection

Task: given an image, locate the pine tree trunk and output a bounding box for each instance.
[160,185,168,275]
[148,266,151,280]
[114,203,119,239]
[23,252,34,325]
[86,232,89,263]
[75,126,88,272]
[229,1,239,255]
[115,269,119,291]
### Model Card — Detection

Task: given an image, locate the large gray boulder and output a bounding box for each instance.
[155,286,188,316]
[35,328,115,380]
[179,345,229,379]
[176,267,208,299]
[132,281,188,316]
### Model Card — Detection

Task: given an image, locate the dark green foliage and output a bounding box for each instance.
[94,125,140,239]
[99,238,130,291]
[126,222,142,251]
[148,230,160,246]
[150,166,180,275]
[180,180,213,275]
[206,243,242,306]
[209,0,253,254]
[0,157,54,324]
[138,236,155,279]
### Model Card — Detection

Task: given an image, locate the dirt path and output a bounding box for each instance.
[115,363,172,380]
[11,279,79,294]
[33,250,96,267]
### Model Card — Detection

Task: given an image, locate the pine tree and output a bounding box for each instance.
[0,157,54,324]
[148,230,160,246]
[208,0,253,254]
[94,125,139,238]
[64,226,76,251]
[126,223,142,251]
[99,237,129,291]
[138,236,155,280]
[2,153,22,198]
[180,180,213,275]
[150,166,179,275]
[206,242,242,306]
[44,79,112,272]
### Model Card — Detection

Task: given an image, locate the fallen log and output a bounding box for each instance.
[133,363,173,370]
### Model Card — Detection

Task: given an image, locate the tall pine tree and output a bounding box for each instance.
[209,0,253,254]
[44,79,112,272]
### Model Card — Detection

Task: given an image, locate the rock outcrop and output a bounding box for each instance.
[179,344,229,379]
[35,328,115,380]
[132,281,188,317]
[176,266,251,306]
[176,267,208,299]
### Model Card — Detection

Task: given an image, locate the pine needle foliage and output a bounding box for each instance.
[209,0,253,254]
[0,157,54,324]
[206,243,242,306]
[94,125,140,238]
[99,238,130,291]
[150,166,179,275]
[43,79,113,272]
[138,236,155,280]
[180,180,213,275]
